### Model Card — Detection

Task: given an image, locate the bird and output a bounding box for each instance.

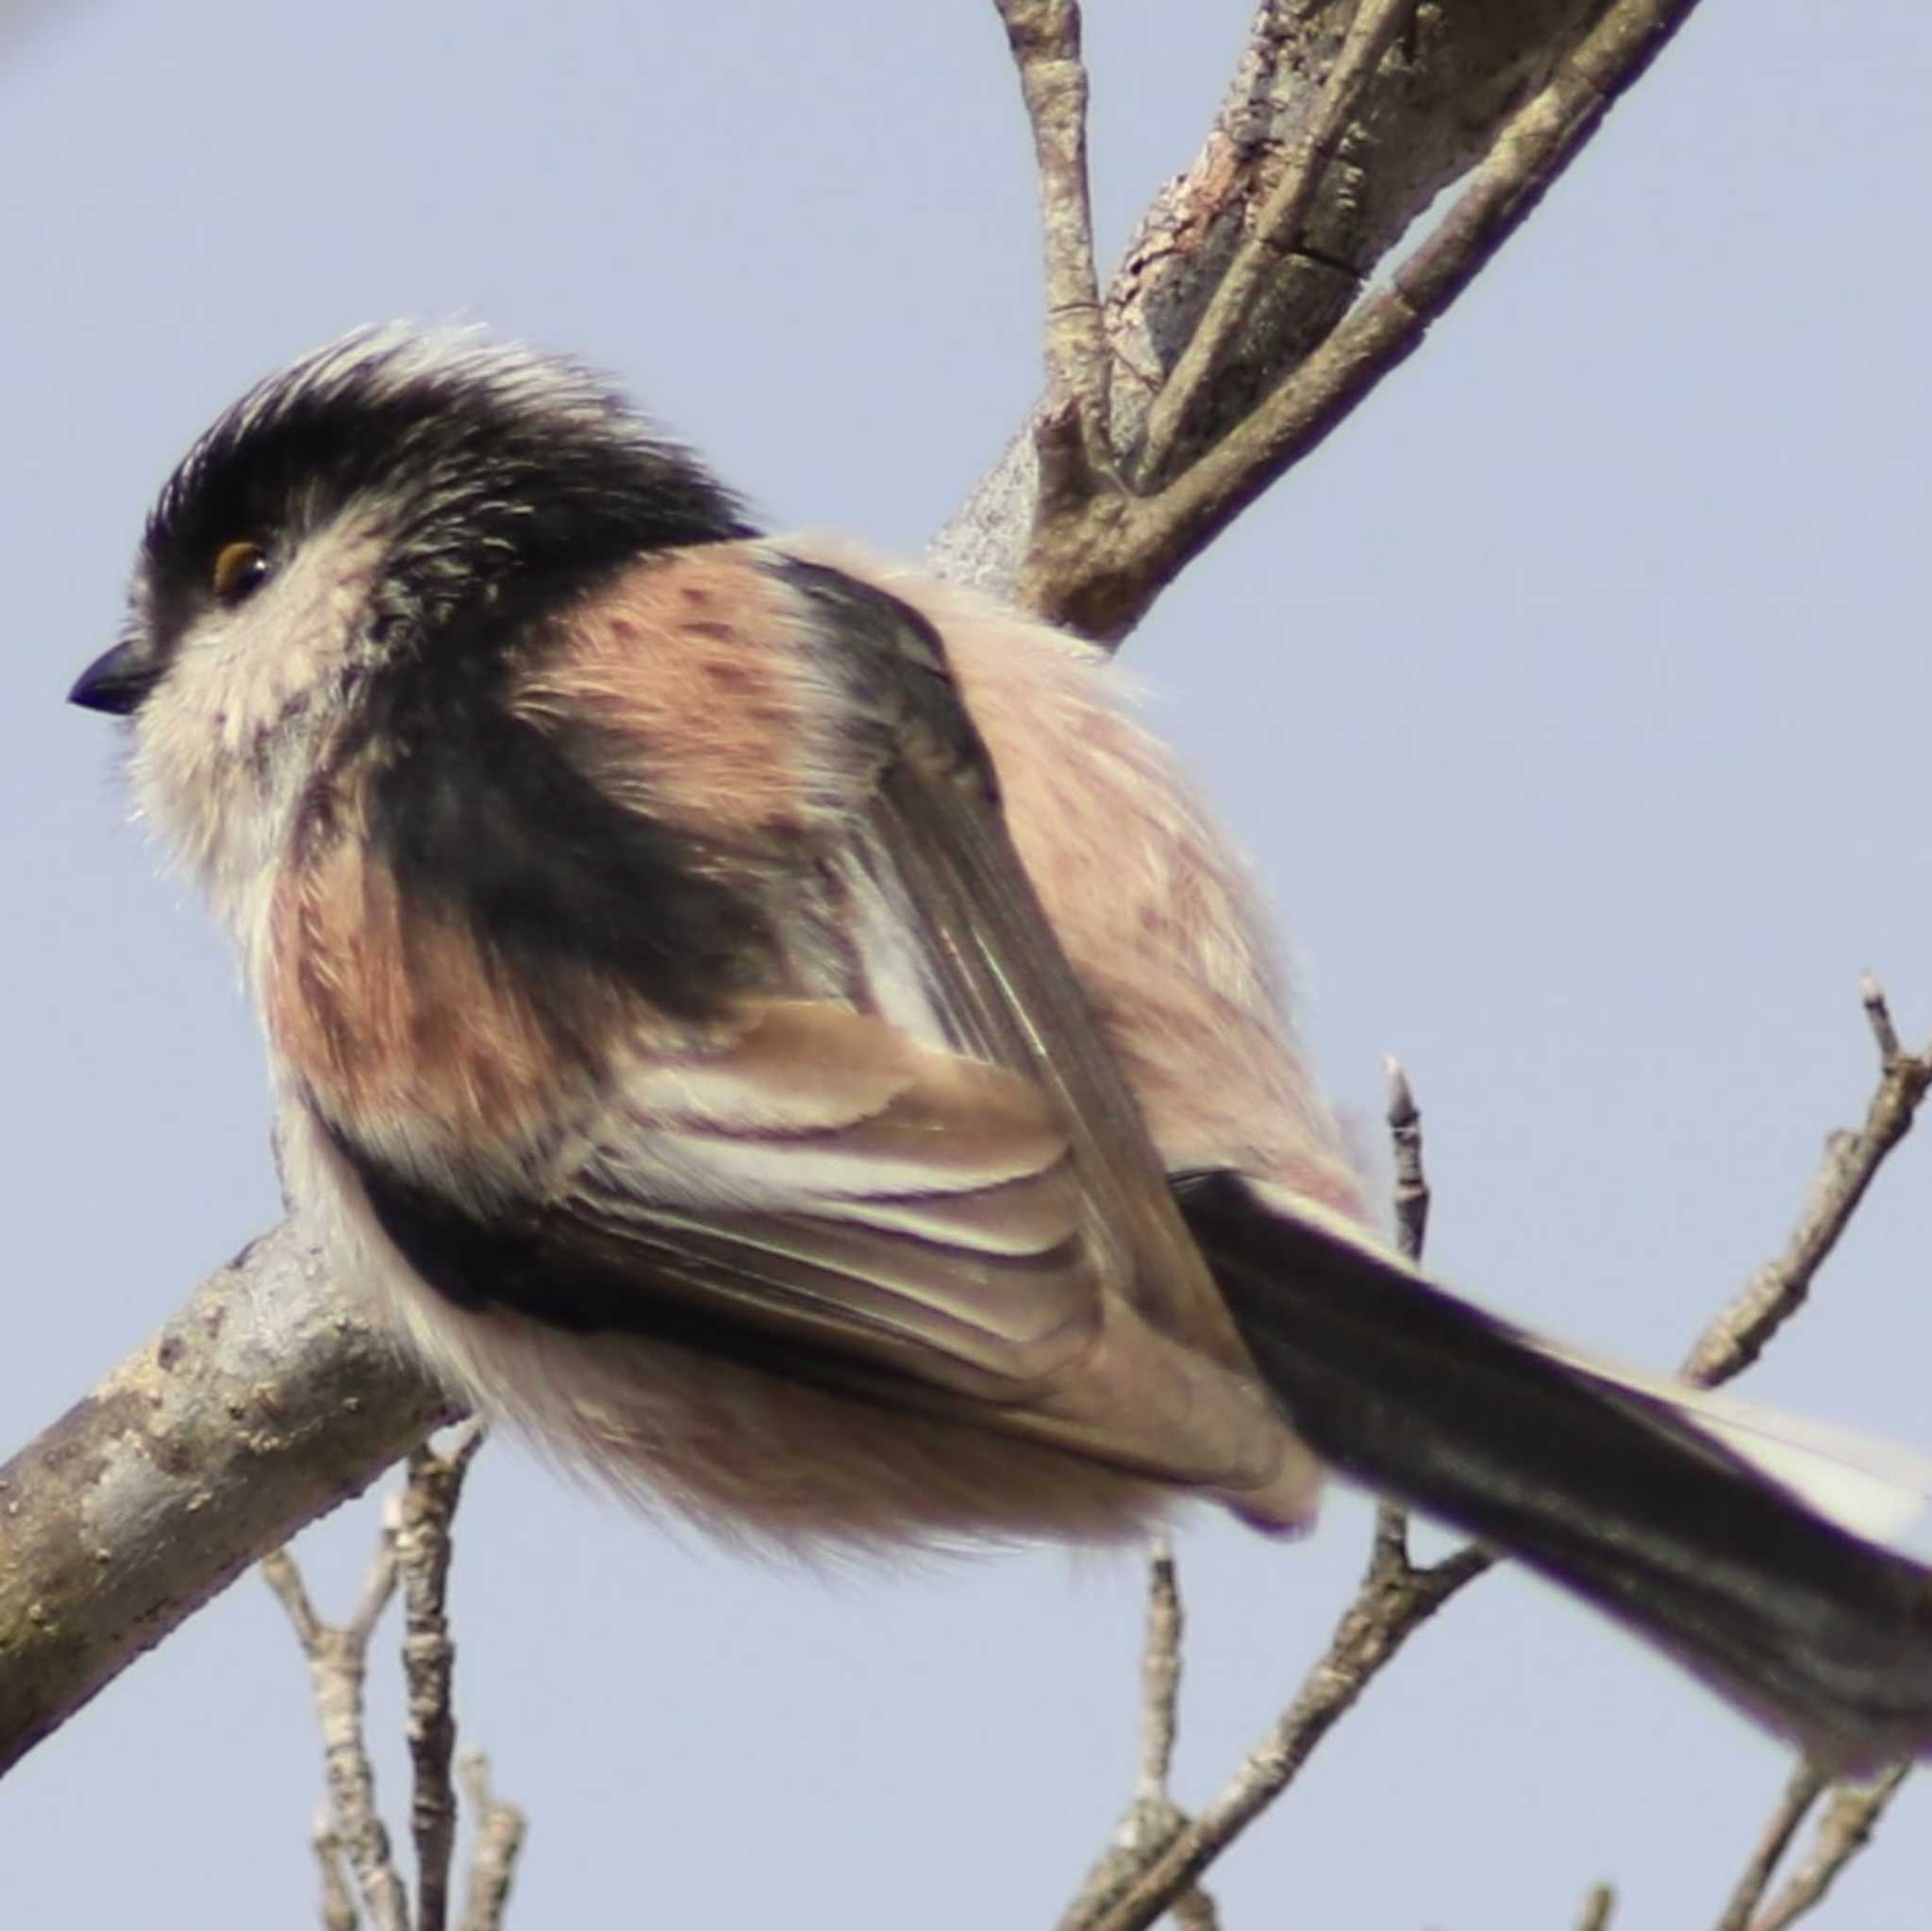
[69,324,1932,1769]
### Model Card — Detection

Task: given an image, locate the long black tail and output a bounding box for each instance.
[1175,1169,1932,1769]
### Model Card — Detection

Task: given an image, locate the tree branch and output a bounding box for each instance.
[948,0,1709,636]
[1749,1765,1912,1931]
[0,1223,450,1775]
[1067,1528,1488,1931]
[931,0,1624,606]
[1713,1763,1828,1931]
[993,0,1112,487]
[1063,1058,1488,1931]
[268,1427,517,1931]
[457,1755,527,1931]
[1575,1883,1617,1931]
[313,1812,360,1931]
[1017,0,1712,638]
[262,1533,410,1931]
[1681,978,1932,1386]
[1134,0,1417,481]
[398,1425,490,1931]
[1058,1533,1218,1931]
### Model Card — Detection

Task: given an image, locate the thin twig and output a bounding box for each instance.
[1064,1064,1490,1931]
[1376,1055,1433,1570]
[1712,1764,1827,1931]
[1138,0,1416,480]
[261,1540,409,1931]
[1682,981,1932,1387]
[1172,1889,1221,1931]
[1574,1882,1617,1931]
[1059,1534,1217,1930]
[1073,971,1932,1925]
[261,1545,325,1652]
[1689,983,1932,1930]
[397,1424,490,1931]
[1385,1052,1430,1266]
[313,1812,359,1931]
[1137,1531,1184,1801]
[1068,1535,1488,1931]
[1749,1764,1912,1931]
[457,1755,528,1931]
[994,0,1111,485]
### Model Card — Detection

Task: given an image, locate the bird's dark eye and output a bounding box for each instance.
[210,540,272,607]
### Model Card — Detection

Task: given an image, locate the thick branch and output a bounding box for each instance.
[1018,0,1710,638]
[1134,0,1417,480]
[932,0,1614,603]
[0,1224,449,1775]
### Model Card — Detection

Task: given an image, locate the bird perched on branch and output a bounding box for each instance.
[71,325,1932,1768]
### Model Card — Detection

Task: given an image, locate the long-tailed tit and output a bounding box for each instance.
[70,326,1932,1767]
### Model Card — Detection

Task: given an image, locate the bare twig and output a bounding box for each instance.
[1373,1057,1434,1575]
[1067,1532,1488,1931]
[994,0,1111,486]
[269,1433,511,1931]
[1385,1053,1430,1265]
[1137,0,1417,481]
[261,1539,409,1931]
[313,1813,360,1931]
[397,1425,490,1931]
[1575,1882,1617,1931]
[1749,1764,1912,1931]
[1713,1764,1827,1931]
[1172,1889,1221,1931]
[1682,981,1932,1387]
[1072,973,1932,1927]
[1678,984,1931,1930]
[1059,1533,1217,1931]
[1137,1531,1185,1802]
[1063,1064,1489,1931]
[457,1755,527,1931]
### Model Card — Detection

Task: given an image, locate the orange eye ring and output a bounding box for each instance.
[211,540,271,606]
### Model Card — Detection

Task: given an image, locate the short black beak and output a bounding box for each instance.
[69,640,159,716]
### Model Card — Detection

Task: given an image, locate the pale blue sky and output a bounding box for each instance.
[5,4,1931,1925]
